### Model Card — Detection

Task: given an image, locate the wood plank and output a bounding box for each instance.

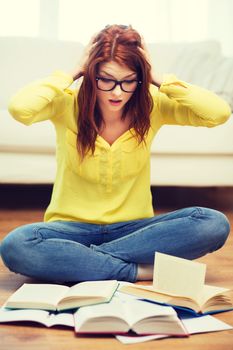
[0,209,233,349]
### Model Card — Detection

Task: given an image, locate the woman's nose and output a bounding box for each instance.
[112,84,122,96]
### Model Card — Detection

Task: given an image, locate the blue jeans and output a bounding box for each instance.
[0,207,230,283]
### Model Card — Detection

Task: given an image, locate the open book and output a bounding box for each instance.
[0,307,74,328]
[116,312,233,344]
[74,297,188,335]
[4,280,118,311]
[119,253,233,315]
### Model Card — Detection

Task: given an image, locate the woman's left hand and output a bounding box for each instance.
[138,38,162,88]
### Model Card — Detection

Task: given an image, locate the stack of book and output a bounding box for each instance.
[0,253,232,344]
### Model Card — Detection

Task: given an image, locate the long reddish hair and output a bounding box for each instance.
[77,24,153,159]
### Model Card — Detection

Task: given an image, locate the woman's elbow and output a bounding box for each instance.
[208,99,232,127]
[217,101,232,125]
[8,99,33,126]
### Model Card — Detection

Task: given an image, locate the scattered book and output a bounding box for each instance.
[4,280,119,311]
[116,313,233,344]
[119,253,233,315]
[74,297,188,335]
[0,307,74,328]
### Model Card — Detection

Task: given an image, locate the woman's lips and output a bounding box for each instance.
[109,99,122,106]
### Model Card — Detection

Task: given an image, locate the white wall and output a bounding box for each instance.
[0,0,232,55]
[208,0,233,57]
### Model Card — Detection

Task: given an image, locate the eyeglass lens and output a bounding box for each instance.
[97,78,138,92]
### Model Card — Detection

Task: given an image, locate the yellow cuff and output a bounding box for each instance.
[161,74,189,89]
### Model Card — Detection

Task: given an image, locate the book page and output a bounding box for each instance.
[47,312,74,327]
[153,253,206,300]
[74,297,128,332]
[197,284,230,306]
[64,280,118,299]
[116,334,169,344]
[123,299,176,327]
[120,284,187,302]
[75,297,125,322]
[0,307,51,326]
[6,284,69,308]
[0,306,74,327]
[181,314,233,334]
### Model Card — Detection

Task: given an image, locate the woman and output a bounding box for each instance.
[1,25,231,283]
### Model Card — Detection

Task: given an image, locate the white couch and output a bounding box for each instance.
[1,37,233,186]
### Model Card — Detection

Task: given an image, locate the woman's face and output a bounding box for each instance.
[96,60,137,116]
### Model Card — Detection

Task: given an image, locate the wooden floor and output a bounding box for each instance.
[0,208,233,350]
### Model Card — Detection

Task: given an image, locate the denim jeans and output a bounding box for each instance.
[0,207,230,283]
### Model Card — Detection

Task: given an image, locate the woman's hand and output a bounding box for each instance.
[138,38,162,88]
[70,35,98,81]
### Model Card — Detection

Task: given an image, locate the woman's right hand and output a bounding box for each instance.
[70,34,98,81]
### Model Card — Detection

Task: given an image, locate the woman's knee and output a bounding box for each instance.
[0,223,39,272]
[211,209,230,247]
[195,207,230,249]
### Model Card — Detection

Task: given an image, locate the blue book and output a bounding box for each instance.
[139,298,233,316]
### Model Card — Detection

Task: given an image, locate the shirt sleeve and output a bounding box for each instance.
[150,74,231,128]
[8,70,75,125]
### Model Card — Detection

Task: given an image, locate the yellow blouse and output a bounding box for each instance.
[8,71,231,224]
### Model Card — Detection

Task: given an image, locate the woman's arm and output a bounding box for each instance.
[155,74,231,127]
[8,38,96,126]
[139,41,231,127]
[8,71,74,125]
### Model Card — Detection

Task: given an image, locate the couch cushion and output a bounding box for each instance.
[0,152,56,184]
[170,47,233,109]
[150,153,233,186]
[0,37,83,109]
[205,57,233,109]
[0,109,56,153]
[147,40,221,78]
[148,40,233,110]
[151,117,233,154]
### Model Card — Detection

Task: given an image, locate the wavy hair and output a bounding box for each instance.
[77,24,154,159]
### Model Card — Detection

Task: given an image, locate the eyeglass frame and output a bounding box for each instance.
[95,76,142,93]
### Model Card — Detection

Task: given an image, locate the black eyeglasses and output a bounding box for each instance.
[96,77,142,93]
